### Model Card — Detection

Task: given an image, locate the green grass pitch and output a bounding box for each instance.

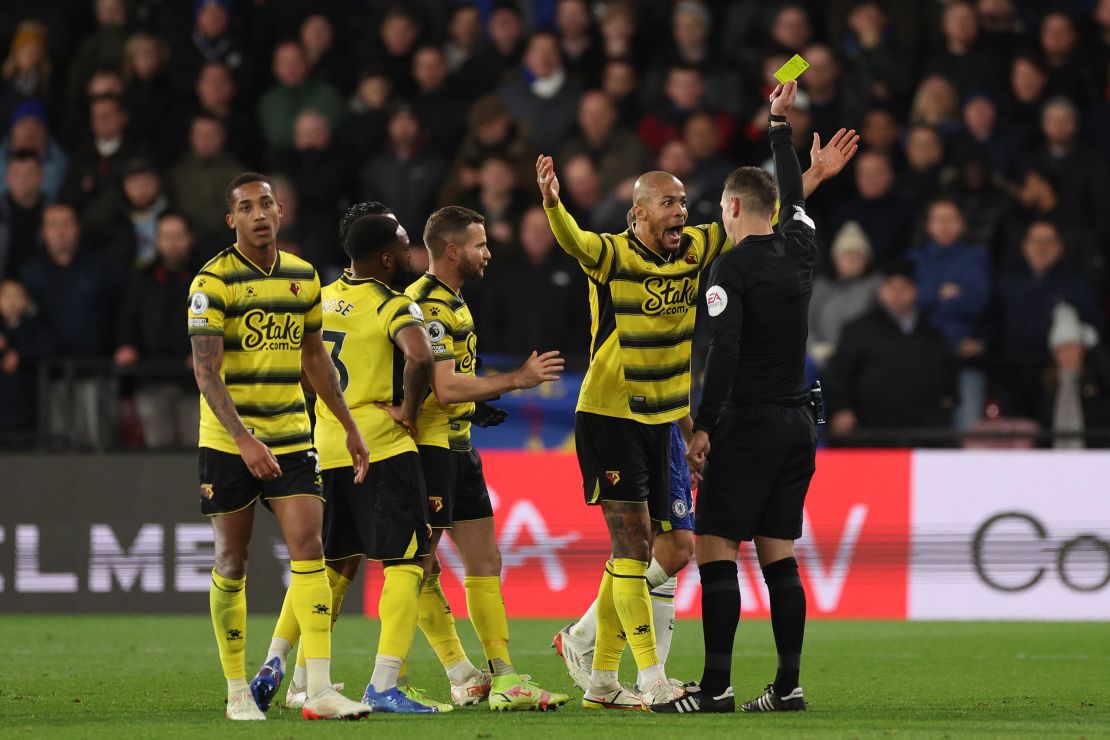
[2,615,1108,738]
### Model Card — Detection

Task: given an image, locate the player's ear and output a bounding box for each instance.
[276,201,285,220]
[225,211,234,229]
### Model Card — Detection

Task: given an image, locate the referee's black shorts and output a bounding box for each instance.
[694,404,816,542]
[575,411,670,523]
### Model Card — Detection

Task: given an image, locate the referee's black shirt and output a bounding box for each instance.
[693,123,816,433]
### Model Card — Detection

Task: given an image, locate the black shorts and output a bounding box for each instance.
[198,446,323,516]
[453,448,494,524]
[694,404,816,542]
[322,452,430,562]
[574,411,670,523]
[419,445,495,528]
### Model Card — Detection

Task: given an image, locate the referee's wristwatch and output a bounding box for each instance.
[768,113,789,123]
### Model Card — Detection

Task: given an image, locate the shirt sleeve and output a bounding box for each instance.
[694,256,744,433]
[544,201,617,283]
[692,221,732,266]
[383,295,425,340]
[421,300,456,361]
[304,271,323,333]
[186,271,229,336]
[770,124,816,249]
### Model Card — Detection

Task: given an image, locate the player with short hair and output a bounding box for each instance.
[188,172,371,721]
[405,205,570,711]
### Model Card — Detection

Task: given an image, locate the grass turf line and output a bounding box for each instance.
[2,616,1108,738]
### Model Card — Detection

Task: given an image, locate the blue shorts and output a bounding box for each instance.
[665,421,694,531]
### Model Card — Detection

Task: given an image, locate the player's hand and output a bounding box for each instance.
[375,402,418,438]
[769,80,797,117]
[345,427,370,483]
[514,350,564,389]
[113,345,140,367]
[472,401,508,428]
[830,409,858,437]
[686,430,710,474]
[237,434,282,480]
[536,155,561,208]
[1,349,19,374]
[808,128,859,183]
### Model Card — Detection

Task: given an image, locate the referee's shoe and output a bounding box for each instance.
[649,682,734,713]
[741,684,807,712]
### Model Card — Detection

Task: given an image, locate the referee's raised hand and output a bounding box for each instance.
[769,79,798,117]
[536,155,561,208]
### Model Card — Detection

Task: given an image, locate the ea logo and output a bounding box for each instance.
[705,285,727,317]
[972,511,1110,593]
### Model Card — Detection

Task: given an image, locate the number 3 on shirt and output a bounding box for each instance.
[322,329,349,391]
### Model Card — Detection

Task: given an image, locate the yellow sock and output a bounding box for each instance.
[273,588,300,645]
[418,573,468,669]
[328,567,352,627]
[289,558,332,661]
[209,570,247,680]
[611,558,658,670]
[378,564,423,659]
[464,575,512,672]
[591,565,623,672]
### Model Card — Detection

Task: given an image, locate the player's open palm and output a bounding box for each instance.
[536,155,561,208]
[516,350,564,388]
[238,434,282,480]
[810,128,860,181]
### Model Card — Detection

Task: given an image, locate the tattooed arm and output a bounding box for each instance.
[301,329,369,482]
[191,334,281,480]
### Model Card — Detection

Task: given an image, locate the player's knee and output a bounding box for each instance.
[285,531,324,561]
[214,550,247,580]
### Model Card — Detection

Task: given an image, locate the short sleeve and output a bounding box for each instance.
[186,272,229,336]
[383,295,425,340]
[420,300,456,361]
[304,271,323,333]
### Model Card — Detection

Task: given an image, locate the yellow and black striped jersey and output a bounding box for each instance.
[315,274,426,469]
[545,201,729,424]
[187,244,322,455]
[404,272,477,451]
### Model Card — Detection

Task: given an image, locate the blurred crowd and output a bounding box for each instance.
[2,0,1110,449]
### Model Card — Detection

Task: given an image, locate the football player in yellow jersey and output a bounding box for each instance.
[404,206,570,711]
[187,173,371,721]
[536,129,858,709]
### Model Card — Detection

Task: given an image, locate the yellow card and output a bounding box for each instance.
[773,54,810,83]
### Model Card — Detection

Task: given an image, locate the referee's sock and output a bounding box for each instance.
[464,575,514,676]
[698,559,740,696]
[210,569,247,695]
[372,563,424,691]
[762,556,805,696]
[288,558,334,697]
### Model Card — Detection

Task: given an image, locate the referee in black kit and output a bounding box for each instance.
[652,81,852,715]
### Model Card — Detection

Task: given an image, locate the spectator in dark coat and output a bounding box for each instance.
[0,150,47,279]
[895,124,944,206]
[808,221,881,368]
[0,104,70,201]
[498,32,582,155]
[462,2,526,99]
[121,32,175,160]
[80,156,169,270]
[559,90,649,196]
[637,64,732,157]
[410,46,467,158]
[256,41,344,157]
[170,0,252,98]
[61,94,136,207]
[924,0,1006,94]
[439,95,533,208]
[165,113,243,258]
[837,1,913,112]
[0,277,56,433]
[360,106,445,237]
[830,149,912,269]
[825,263,956,447]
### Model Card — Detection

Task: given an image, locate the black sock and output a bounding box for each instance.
[762,556,805,695]
[698,559,739,696]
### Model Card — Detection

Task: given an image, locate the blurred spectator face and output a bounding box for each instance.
[87,69,124,98]
[847,2,886,43]
[156,215,193,266]
[9,24,47,72]
[96,0,126,26]
[449,6,482,49]
[942,2,978,47]
[673,2,710,52]
[771,6,811,51]
[478,157,515,195]
[978,0,1015,26]
[1041,100,1077,148]
[413,47,448,93]
[123,170,161,210]
[294,110,331,151]
[389,109,421,149]
[197,62,235,109]
[601,4,635,53]
[665,68,704,111]
[834,247,869,280]
[879,274,917,315]
[861,108,899,152]
[905,126,943,170]
[557,0,592,41]
[196,1,229,39]
[190,116,225,158]
[300,14,334,61]
[925,201,965,246]
[761,53,790,87]
[801,44,838,94]
[564,155,601,209]
[963,96,995,139]
[356,73,392,110]
[912,75,958,124]
[10,118,47,154]
[524,34,562,79]
[1018,169,1056,210]
[42,204,80,265]
[1010,56,1046,104]
[602,60,637,100]
[854,150,894,200]
[1021,221,1063,273]
[476,111,511,145]
[273,43,308,87]
[1097,0,1110,30]
[520,206,555,261]
[0,280,30,325]
[271,174,297,224]
[657,140,693,179]
[684,112,718,160]
[489,7,524,54]
[127,34,163,82]
[1040,13,1076,59]
[5,156,44,203]
[578,91,617,143]
[380,10,419,58]
[90,97,127,140]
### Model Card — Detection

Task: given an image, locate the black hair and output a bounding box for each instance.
[157,209,193,231]
[224,172,274,211]
[423,205,485,257]
[339,201,393,246]
[345,214,404,260]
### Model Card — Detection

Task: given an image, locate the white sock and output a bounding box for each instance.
[306,657,332,697]
[446,658,480,685]
[650,575,678,665]
[645,558,669,589]
[637,662,666,690]
[588,669,619,691]
[265,637,293,673]
[570,599,599,642]
[370,655,402,691]
[291,664,308,688]
[227,677,248,696]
